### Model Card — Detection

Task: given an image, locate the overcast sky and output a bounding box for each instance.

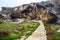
[0,0,47,10]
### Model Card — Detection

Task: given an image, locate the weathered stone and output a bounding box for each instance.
[57,29,60,33]
[0,1,60,24]
[57,20,60,24]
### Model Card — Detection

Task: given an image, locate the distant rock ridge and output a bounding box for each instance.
[0,1,60,24]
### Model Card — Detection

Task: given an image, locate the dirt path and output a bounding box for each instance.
[26,20,47,40]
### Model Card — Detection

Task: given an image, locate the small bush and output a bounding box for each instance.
[0,30,9,37]
[0,21,40,40]
[44,23,60,40]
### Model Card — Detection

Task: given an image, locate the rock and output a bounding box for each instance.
[36,1,58,24]
[13,30,19,33]
[25,31,31,34]
[0,1,60,24]
[16,19,25,23]
[57,20,60,24]
[1,7,13,20]
[20,36,26,40]
[57,29,60,32]
[0,14,5,22]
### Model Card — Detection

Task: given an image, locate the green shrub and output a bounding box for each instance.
[44,23,60,40]
[0,21,40,40]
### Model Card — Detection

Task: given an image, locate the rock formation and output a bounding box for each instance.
[0,0,60,24]
[1,7,13,20]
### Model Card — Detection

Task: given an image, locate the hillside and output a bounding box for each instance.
[0,1,60,24]
[0,0,60,40]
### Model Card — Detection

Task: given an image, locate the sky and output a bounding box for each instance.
[0,0,47,10]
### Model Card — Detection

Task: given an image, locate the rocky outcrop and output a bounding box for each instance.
[1,7,13,20]
[0,1,60,24]
[36,1,58,23]
[37,1,60,21]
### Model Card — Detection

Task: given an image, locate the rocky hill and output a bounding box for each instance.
[0,1,60,24]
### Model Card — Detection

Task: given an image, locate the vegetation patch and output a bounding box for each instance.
[0,21,40,40]
[44,22,60,40]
